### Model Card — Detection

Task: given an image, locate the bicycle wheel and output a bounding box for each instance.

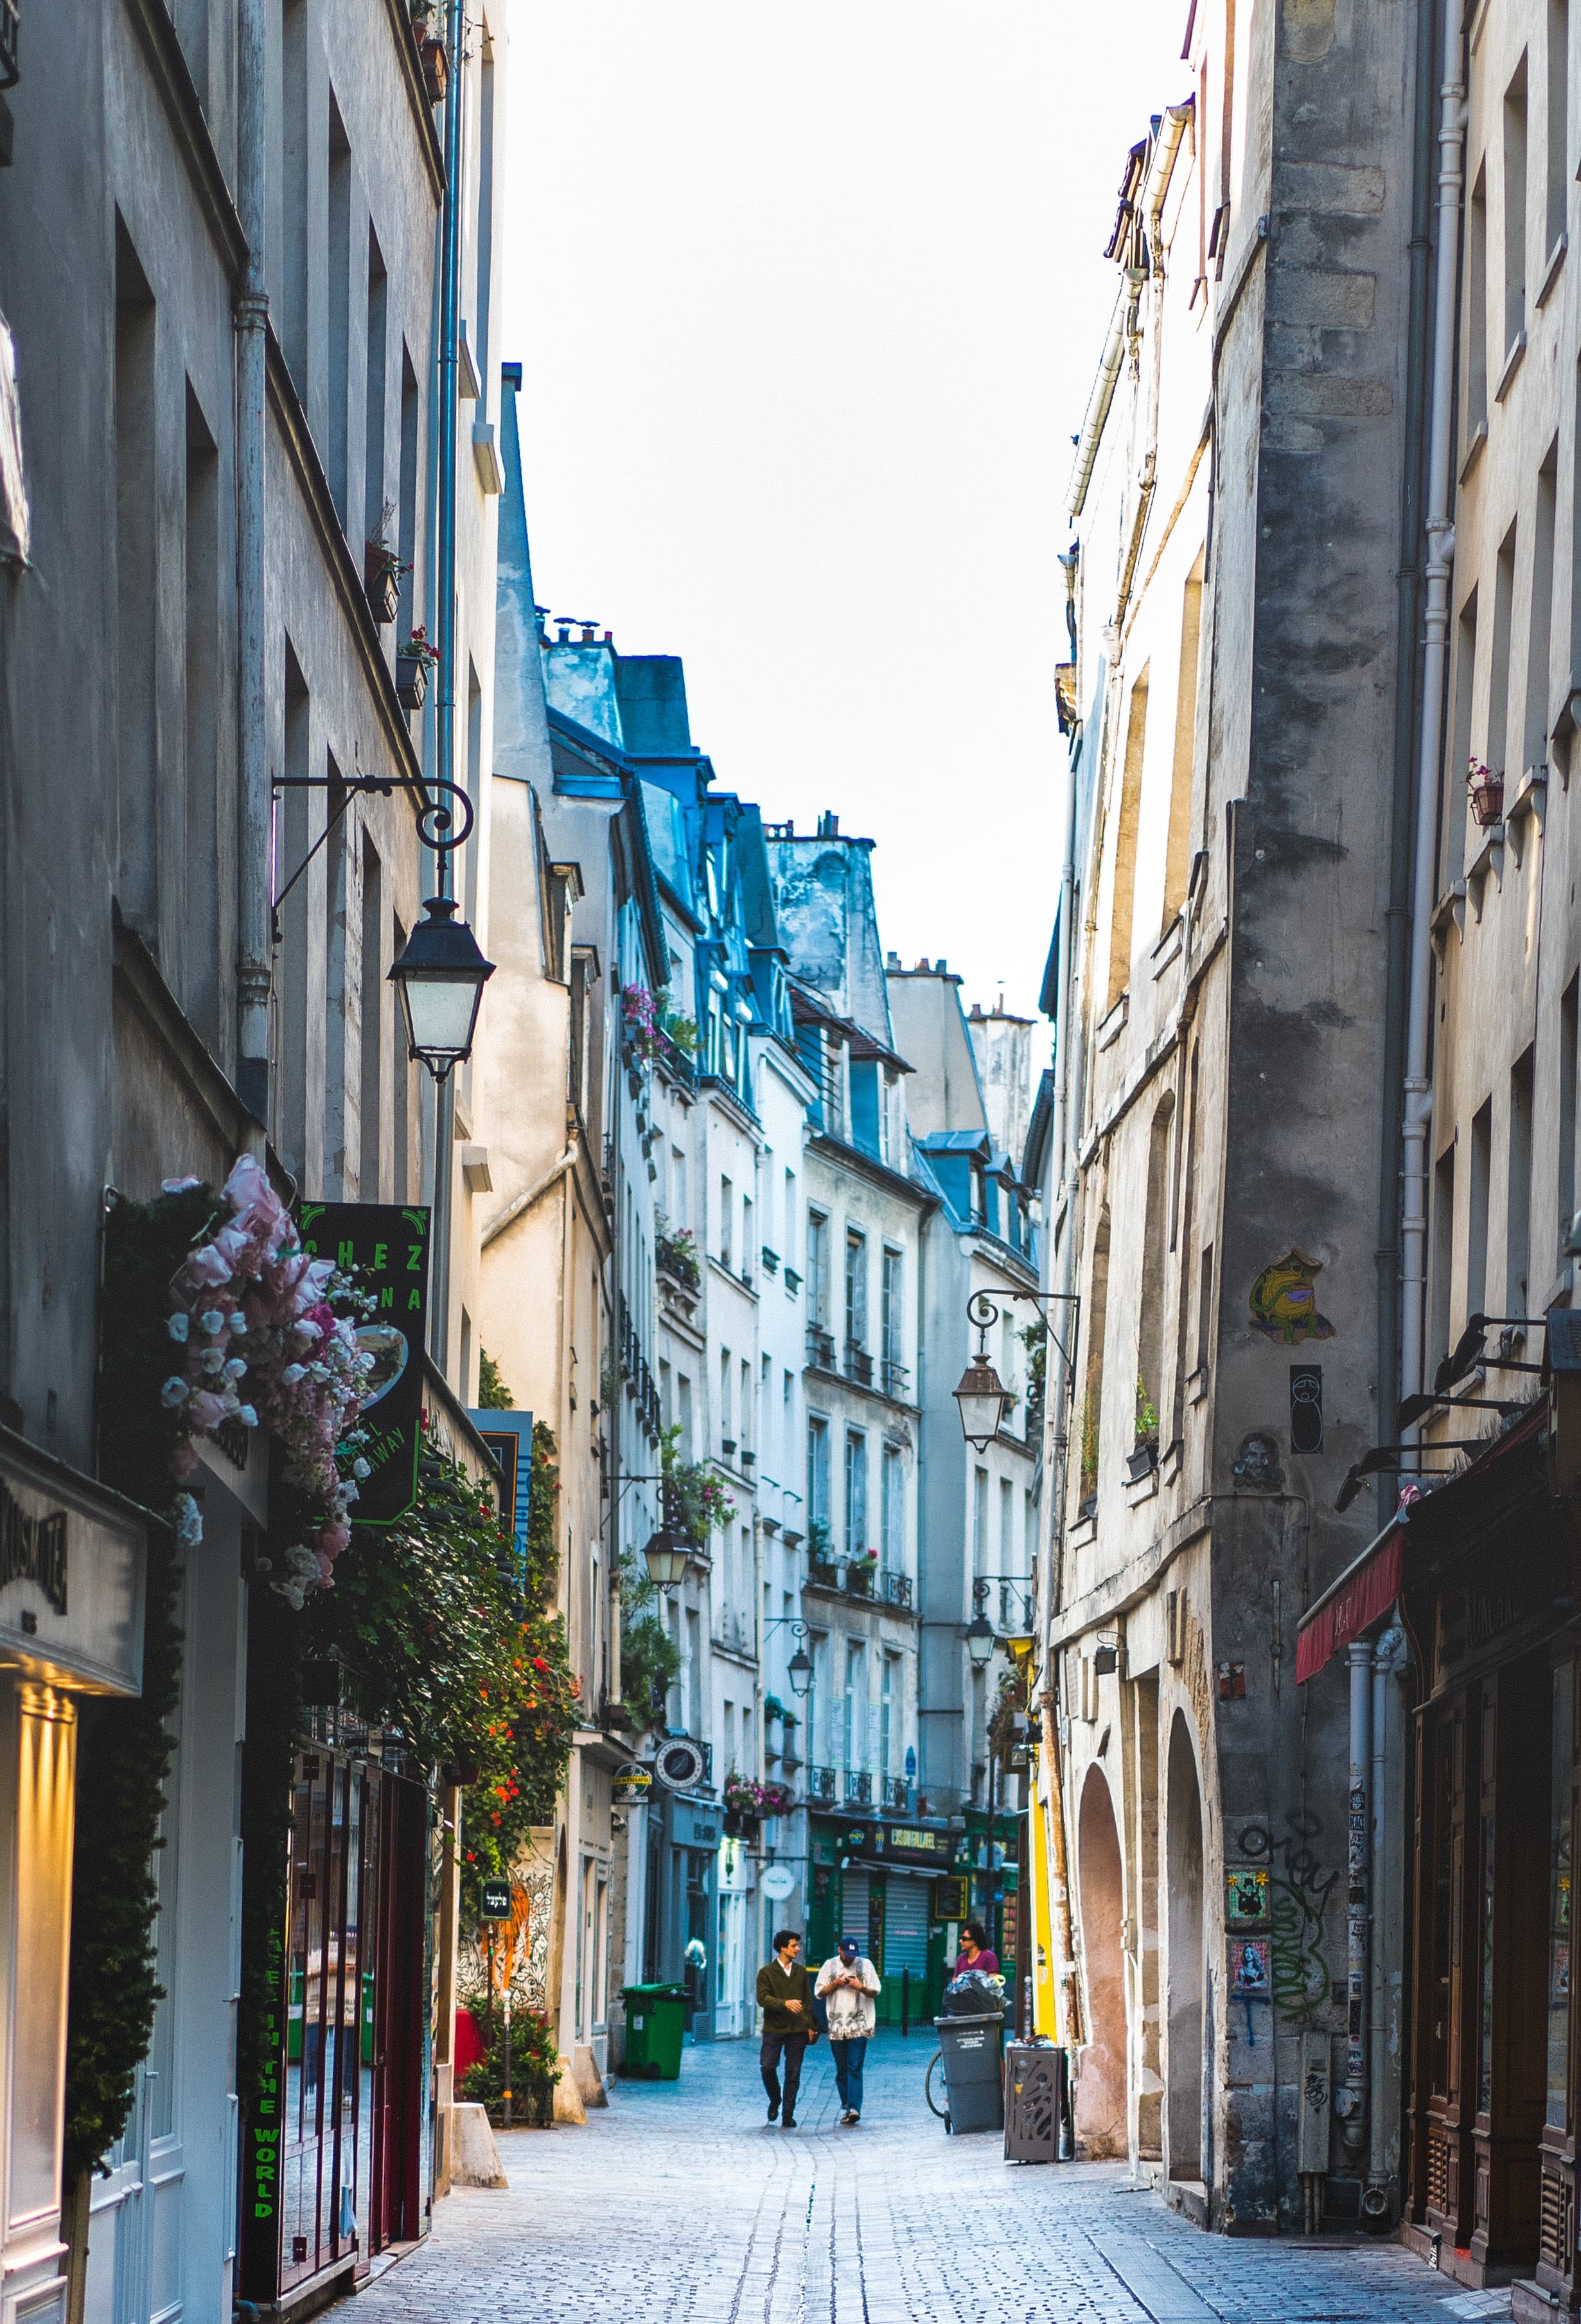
[924,2050,947,2120]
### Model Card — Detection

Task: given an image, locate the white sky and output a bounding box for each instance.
[500,2,1190,1035]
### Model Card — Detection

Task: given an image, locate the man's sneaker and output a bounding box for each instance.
[840,2109,857,2125]
[781,2115,797,2129]
[767,2099,780,2121]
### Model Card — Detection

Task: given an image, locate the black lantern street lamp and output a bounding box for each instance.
[965,1611,996,1669]
[788,1644,814,1698]
[953,1284,1082,1449]
[953,1353,1012,1452]
[642,1526,691,1590]
[389,894,495,1080]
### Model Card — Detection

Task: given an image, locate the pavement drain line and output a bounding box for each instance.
[1094,2235,1223,2323]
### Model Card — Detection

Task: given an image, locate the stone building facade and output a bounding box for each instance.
[1035,0,1427,2231]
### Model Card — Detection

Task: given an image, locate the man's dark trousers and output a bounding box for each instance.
[760,2029,809,2117]
[831,2035,867,2116]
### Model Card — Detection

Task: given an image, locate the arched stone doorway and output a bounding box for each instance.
[1165,1710,1206,2184]
[1075,1766,1128,2158]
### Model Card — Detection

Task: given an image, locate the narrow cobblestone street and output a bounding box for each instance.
[351,2036,1486,2323]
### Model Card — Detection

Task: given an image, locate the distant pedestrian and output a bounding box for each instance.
[953,1921,1000,1978]
[815,1935,880,2124]
[757,1930,815,2129]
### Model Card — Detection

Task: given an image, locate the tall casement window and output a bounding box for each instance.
[1503,57,1529,360]
[808,1210,829,1325]
[845,1229,869,1370]
[719,1175,733,1269]
[1080,1205,1112,1506]
[1559,976,1579,1265]
[881,1247,903,1393]
[843,1640,867,1773]
[845,1429,869,1556]
[881,1444,905,1574]
[1469,1098,1494,1325]
[1431,1145,1456,1382]
[808,1415,831,1536]
[1106,665,1150,1010]
[1508,1049,1535,1316]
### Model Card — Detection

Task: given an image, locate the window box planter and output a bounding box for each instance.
[784,1268,802,1295]
[1125,1441,1158,1484]
[420,33,448,101]
[1468,759,1505,829]
[364,546,401,624]
[847,1557,877,1597]
[721,1809,760,1841]
[396,652,428,712]
[761,1247,779,1276]
[721,1438,737,1459]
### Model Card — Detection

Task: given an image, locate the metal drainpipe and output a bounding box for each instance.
[235,0,270,1125]
[1339,1641,1372,2165]
[1365,1624,1408,2224]
[428,0,465,1371]
[1400,0,1469,1418]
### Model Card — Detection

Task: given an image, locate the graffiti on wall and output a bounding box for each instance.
[1235,1813,1335,2024]
[1248,1249,1335,1344]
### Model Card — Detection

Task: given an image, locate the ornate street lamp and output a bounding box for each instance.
[952,1283,1082,1450]
[389,895,495,1080]
[965,1612,996,1669]
[953,1352,1012,1452]
[788,1644,814,1698]
[642,1526,691,1590]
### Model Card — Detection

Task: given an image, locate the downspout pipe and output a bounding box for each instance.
[1366,1624,1408,2224]
[1339,1641,1372,2167]
[1066,287,1127,522]
[1400,0,1469,1417]
[235,0,270,1125]
[428,0,466,1370]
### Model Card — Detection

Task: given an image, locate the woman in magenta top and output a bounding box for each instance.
[953,1920,1000,1977]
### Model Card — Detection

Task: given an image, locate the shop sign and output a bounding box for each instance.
[480,1879,511,1920]
[0,1433,145,1695]
[932,1875,970,1923]
[298,1204,430,1524]
[612,1763,653,1807]
[884,1824,949,1863]
[761,1864,797,1901]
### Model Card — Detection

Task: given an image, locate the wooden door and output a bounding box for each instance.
[1471,1657,1548,2271]
[1536,1649,1580,2305]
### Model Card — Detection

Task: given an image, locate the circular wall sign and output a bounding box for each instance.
[760,1865,797,1901]
[654,1738,706,1791]
[612,1764,652,1806]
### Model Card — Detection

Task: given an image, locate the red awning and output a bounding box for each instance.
[1296,1526,1404,1685]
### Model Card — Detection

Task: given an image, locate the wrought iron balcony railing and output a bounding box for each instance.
[881,1774,909,1811]
[845,1770,873,1806]
[806,1765,837,1804]
[843,1342,873,1389]
[879,1569,914,1610]
[806,1324,836,1371]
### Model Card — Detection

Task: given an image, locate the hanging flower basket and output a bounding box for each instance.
[364,547,401,624]
[1467,759,1505,829]
[421,33,448,101]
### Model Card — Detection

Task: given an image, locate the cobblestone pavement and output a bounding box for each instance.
[351,2034,1494,2323]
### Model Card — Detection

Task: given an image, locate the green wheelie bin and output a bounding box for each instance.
[621,1982,687,2079]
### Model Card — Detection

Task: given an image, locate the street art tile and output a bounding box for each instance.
[1226,1867,1269,1924]
[1248,1249,1336,1344]
[1230,1935,1272,1995]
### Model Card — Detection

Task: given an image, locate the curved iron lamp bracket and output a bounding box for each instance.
[269,773,475,940]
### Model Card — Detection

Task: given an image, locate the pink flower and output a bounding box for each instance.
[189,1389,228,1431]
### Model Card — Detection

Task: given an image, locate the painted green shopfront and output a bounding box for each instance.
[805,1816,1018,2023]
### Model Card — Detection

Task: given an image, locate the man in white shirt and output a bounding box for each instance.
[815,1935,881,2124]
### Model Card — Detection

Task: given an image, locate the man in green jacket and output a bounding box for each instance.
[757,1930,815,2127]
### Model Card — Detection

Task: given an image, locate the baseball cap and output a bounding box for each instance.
[838,1935,859,1957]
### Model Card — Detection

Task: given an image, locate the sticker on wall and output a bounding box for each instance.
[1226,1867,1269,1925]
[1249,1249,1336,1345]
[1230,1936,1272,1996]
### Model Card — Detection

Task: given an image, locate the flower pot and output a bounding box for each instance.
[1125,1442,1158,1484]
[396,653,428,712]
[1468,770,1505,828]
[421,33,448,101]
[365,549,400,624]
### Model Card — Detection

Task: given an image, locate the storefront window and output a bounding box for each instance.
[1548,1658,1574,2131]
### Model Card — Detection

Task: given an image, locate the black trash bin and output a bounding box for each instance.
[1003,2039,1063,2160]
[934,2011,1005,2134]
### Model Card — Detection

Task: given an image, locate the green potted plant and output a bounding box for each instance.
[396,625,438,712]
